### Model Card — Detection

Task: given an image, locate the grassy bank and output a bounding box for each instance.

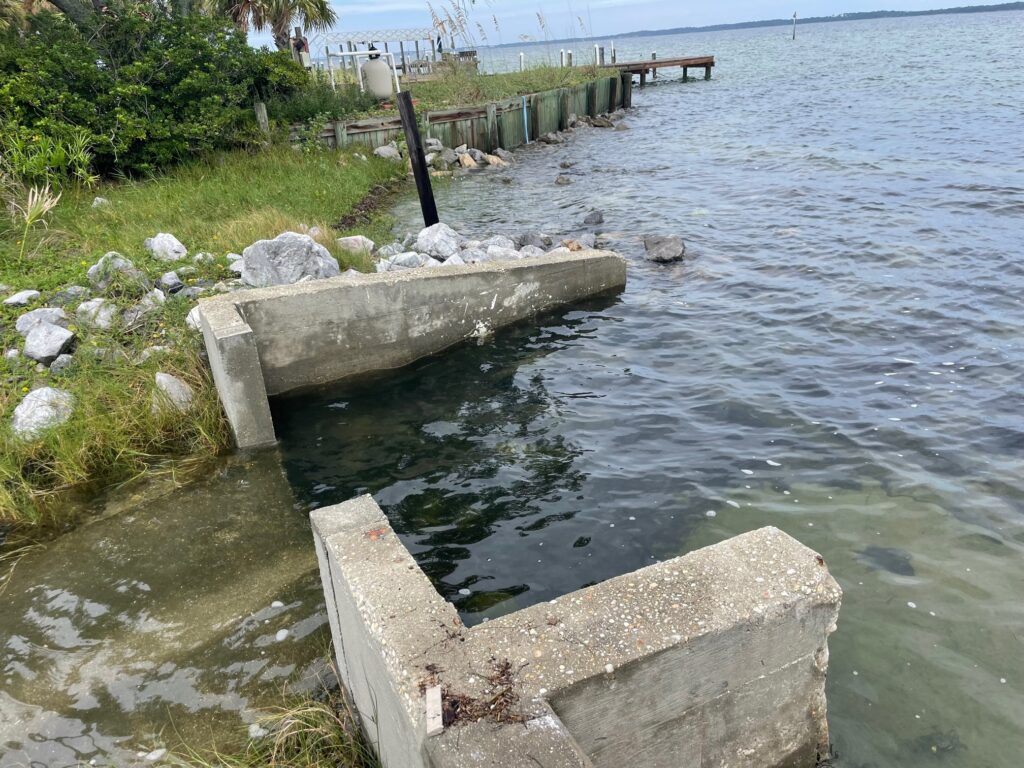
[0,147,405,524]
[405,64,610,110]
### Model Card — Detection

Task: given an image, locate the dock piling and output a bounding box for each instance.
[396,91,439,228]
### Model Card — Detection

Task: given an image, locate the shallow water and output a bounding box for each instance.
[0,454,328,767]
[278,12,1024,768]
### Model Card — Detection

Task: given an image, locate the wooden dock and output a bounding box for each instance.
[605,55,715,87]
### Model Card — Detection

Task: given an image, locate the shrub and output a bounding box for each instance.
[265,72,378,125]
[0,11,308,178]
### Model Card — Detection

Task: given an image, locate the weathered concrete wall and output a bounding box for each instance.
[199,251,627,448]
[310,496,842,768]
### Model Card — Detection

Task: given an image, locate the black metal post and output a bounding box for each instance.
[397,90,439,228]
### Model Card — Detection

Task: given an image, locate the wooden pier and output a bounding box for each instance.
[605,55,715,87]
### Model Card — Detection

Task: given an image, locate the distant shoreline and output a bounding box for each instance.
[485,2,1024,48]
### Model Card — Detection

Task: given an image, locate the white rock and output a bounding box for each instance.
[643,235,686,263]
[4,289,40,307]
[229,259,244,274]
[77,298,117,330]
[16,308,69,337]
[519,245,547,258]
[91,196,110,208]
[442,254,466,266]
[480,235,516,250]
[152,372,194,414]
[248,723,269,740]
[376,242,405,258]
[49,354,75,374]
[4,348,19,361]
[486,245,522,262]
[143,748,167,762]
[86,252,148,292]
[275,629,289,642]
[122,289,165,328]
[144,233,187,261]
[185,306,202,330]
[336,235,375,257]
[11,387,74,439]
[415,223,463,261]
[391,252,427,269]
[240,232,341,288]
[139,346,170,363]
[423,257,444,267]
[23,322,75,365]
[460,248,489,264]
[373,144,402,160]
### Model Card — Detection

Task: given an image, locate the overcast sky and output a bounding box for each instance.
[255,1,1006,47]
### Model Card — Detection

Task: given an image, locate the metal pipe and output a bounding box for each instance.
[522,95,530,144]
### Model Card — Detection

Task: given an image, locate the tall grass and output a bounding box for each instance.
[407,64,606,110]
[0,146,407,526]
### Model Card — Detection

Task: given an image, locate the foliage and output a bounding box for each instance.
[0,10,306,178]
[265,74,378,124]
[0,124,96,188]
[406,64,609,111]
[204,0,337,50]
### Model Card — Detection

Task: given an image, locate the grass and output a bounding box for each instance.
[177,659,379,768]
[0,146,407,526]
[405,63,611,111]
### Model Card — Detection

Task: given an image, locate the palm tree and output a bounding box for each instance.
[0,0,25,31]
[209,0,337,50]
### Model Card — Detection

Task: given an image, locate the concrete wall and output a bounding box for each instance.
[310,496,842,768]
[199,251,627,448]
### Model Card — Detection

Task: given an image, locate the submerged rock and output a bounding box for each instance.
[144,232,187,261]
[555,175,573,186]
[584,210,605,225]
[152,372,194,414]
[494,148,514,163]
[643,235,686,263]
[591,115,615,128]
[23,322,75,365]
[11,387,74,439]
[240,232,341,288]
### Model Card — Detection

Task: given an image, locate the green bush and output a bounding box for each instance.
[0,11,308,178]
[265,73,378,125]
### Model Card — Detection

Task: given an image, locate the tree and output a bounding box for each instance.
[206,0,336,50]
[0,0,26,31]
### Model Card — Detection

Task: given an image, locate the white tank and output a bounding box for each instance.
[362,57,394,100]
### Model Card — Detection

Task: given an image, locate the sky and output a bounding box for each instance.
[252,0,1007,47]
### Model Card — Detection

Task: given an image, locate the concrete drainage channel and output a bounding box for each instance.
[197,251,842,767]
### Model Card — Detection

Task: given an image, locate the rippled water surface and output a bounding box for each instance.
[279,12,1024,768]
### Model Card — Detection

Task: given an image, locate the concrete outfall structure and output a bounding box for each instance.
[197,250,628,449]
[311,496,842,768]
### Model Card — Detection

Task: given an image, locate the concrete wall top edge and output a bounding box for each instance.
[312,496,841,735]
[201,250,627,315]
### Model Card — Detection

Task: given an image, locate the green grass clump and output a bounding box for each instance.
[406,64,613,111]
[179,666,379,768]
[0,146,408,526]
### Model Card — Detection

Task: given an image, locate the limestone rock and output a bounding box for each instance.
[483,154,509,168]
[644,235,686,263]
[87,252,149,293]
[373,143,402,160]
[336,235,375,257]
[23,322,75,365]
[186,306,202,330]
[443,254,467,266]
[77,298,117,330]
[16,308,70,337]
[467,148,486,163]
[240,232,341,287]
[11,387,74,439]
[519,245,547,258]
[4,289,40,307]
[92,196,110,208]
[377,242,405,258]
[592,115,614,128]
[439,148,458,167]
[139,346,170,363]
[555,175,573,186]
[458,153,478,169]
[152,372,194,414]
[486,245,522,262]
[460,248,488,264]
[229,259,244,275]
[480,235,517,251]
[157,271,185,295]
[49,286,90,306]
[122,289,166,329]
[50,354,75,375]
[415,223,463,261]
[494,148,514,163]
[454,144,468,155]
[424,137,444,153]
[192,252,215,264]
[517,232,551,249]
[144,232,187,261]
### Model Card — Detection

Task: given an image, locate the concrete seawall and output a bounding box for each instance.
[198,251,628,448]
[311,496,842,768]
